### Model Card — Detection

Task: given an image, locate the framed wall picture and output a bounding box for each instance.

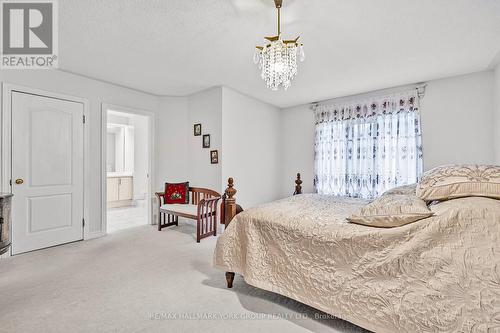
[194,123,202,136]
[210,150,218,164]
[203,134,210,148]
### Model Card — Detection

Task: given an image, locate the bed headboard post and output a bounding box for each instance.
[294,173,302,195]
[224,178,237,228]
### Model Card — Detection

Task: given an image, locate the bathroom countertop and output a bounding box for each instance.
[107,172,133,178]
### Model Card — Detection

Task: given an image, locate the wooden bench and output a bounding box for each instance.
[155,187,221,242]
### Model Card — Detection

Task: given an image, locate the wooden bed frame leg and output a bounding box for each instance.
[225,272,235,288]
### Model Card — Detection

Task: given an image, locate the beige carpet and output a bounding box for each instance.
[0,221,368,333]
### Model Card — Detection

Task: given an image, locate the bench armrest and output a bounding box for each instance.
[155,192,165,206]
[197,196,221,216]
[199,196,220,205]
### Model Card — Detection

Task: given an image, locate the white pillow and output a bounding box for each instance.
[416,165,500,201]
[347,194,433,228]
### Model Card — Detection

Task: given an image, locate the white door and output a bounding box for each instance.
[11,92,84,255]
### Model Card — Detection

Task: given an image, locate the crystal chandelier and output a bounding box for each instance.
[253,0,305,91]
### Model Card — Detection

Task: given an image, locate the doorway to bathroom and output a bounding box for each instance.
[102,104,154,233]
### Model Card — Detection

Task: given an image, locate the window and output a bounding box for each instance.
[314,90,423,199]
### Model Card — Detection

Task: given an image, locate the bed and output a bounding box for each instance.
[214,173,500,333]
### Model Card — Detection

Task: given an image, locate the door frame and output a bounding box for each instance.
[101,103,156,234]
[1,83,91,247]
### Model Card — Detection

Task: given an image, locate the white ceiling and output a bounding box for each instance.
[59,0,500,108]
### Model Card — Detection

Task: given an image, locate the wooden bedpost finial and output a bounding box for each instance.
[224,177,238,227]
[294,173,302,195]
[225,177,236,199]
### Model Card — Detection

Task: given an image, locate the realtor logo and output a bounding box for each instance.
[1,0,58,69]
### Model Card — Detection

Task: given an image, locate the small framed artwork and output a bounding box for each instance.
[194,123,202,136]
[202,134,210,148]
[210,150,218,164]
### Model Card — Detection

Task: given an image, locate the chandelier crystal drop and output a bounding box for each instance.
[254,0,305,91]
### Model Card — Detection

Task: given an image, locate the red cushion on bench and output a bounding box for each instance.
[164,182,189,204]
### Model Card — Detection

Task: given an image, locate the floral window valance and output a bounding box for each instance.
[313,93,419,123]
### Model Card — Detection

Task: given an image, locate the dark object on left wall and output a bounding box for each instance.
[210,150,218,164]
[194,123,202,136]
[203,134,210,148]
[0,193,13,255]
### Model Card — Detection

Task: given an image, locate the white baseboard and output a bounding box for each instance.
[0,233,106,258]
[133,194,146,200]
[85,230,106,240]
[108,200,133,208]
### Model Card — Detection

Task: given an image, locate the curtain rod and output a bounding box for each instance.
[310,82,427,110]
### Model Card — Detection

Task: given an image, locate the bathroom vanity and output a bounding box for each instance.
[107,174,133,208]
[107,121,135,208]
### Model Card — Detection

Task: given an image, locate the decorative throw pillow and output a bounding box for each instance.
[382,183,417,196]
[347,194,433,228]
[164,182,189,204]
[416,165,500,201]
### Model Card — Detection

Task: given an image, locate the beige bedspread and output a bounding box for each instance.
[213,194,500,333]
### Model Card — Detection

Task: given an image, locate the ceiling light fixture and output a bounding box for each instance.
[254,0,305,91]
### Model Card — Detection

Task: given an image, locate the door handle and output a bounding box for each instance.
[15,178,24,185]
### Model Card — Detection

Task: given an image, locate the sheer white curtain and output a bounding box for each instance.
[314,90,423,199]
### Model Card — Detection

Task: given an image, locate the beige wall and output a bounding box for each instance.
[187,87,222,191]
[279,105,315,196]
[157,96,189,187]
[420,71,494,169]
[159,86,283,210]
[494,64,500,164]
[221,87,282,208]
